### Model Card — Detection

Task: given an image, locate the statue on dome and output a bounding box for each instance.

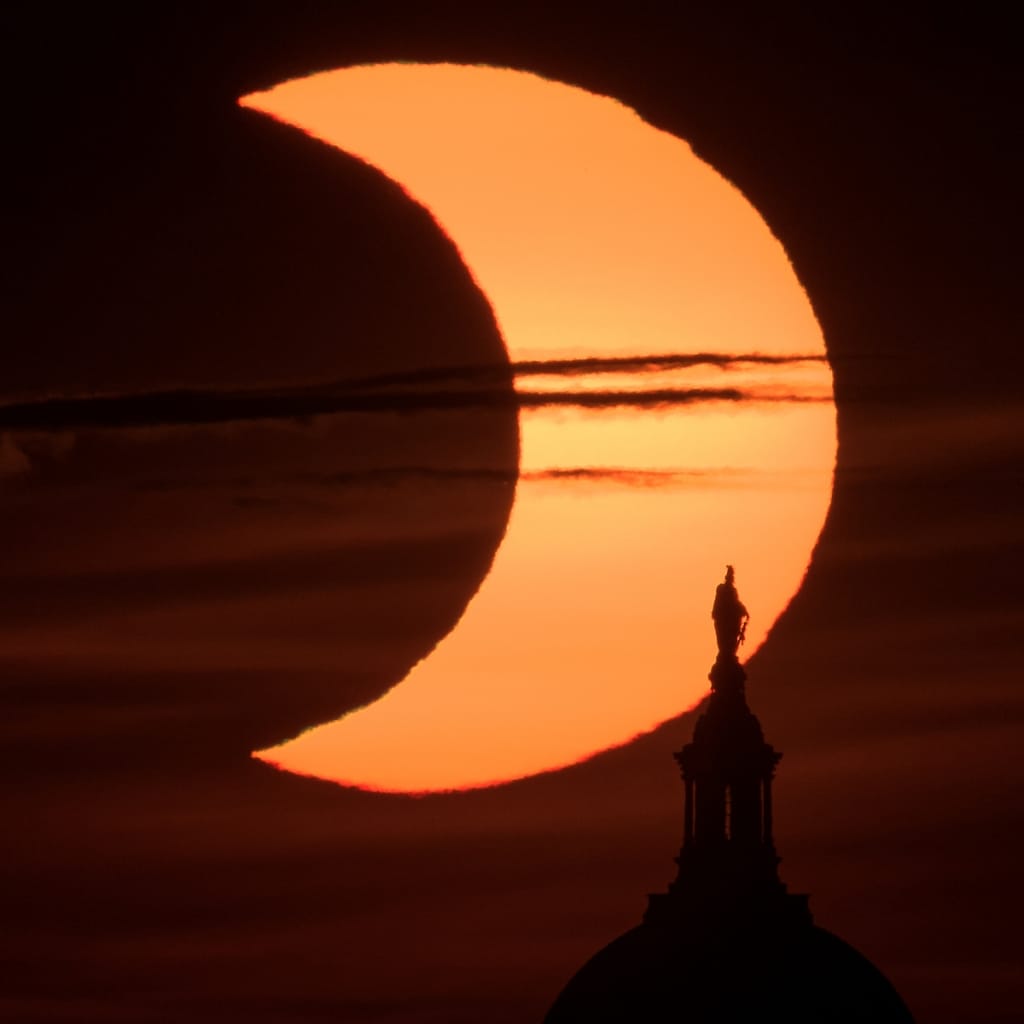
[712,565,749,658]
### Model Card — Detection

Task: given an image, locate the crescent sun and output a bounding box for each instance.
[239,63,836,793]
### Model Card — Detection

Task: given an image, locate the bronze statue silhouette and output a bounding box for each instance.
[711,565,748,658]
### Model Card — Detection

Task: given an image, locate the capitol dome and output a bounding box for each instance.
[545,921,913,1022]
[543,569,914,1023]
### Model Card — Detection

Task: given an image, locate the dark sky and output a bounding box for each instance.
[3,5,1022,1022]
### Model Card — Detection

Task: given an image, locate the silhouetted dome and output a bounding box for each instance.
[544,575,915,1022]
[544,921,914,1023]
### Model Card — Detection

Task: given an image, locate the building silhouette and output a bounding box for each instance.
[544,569,914,1022]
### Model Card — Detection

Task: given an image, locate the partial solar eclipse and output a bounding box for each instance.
[241,64,835,792]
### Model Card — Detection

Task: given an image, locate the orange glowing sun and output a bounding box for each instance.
[240,63,835,793]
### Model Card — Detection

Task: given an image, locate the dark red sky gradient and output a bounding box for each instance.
[3,6,1022,1023]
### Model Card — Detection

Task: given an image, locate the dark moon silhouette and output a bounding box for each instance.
[4,100,519,764]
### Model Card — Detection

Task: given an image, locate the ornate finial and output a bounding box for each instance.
[711,564,749,659]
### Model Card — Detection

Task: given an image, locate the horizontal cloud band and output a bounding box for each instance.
[0,386,827,431]
[338,351,827,392]
[0,350,829,432]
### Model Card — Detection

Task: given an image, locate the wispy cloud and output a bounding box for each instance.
[0,351,828,432]
[521,466,736,486]
[303,465,747,489]
[0,435,31,477]
[337,351,826,391]
[133,466,753,505]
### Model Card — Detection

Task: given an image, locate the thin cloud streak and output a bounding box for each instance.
[128,466,756,501]
[301,465,749,488]
[0,386,826,433]
[338,351,827,392]
[0,350,829,432]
